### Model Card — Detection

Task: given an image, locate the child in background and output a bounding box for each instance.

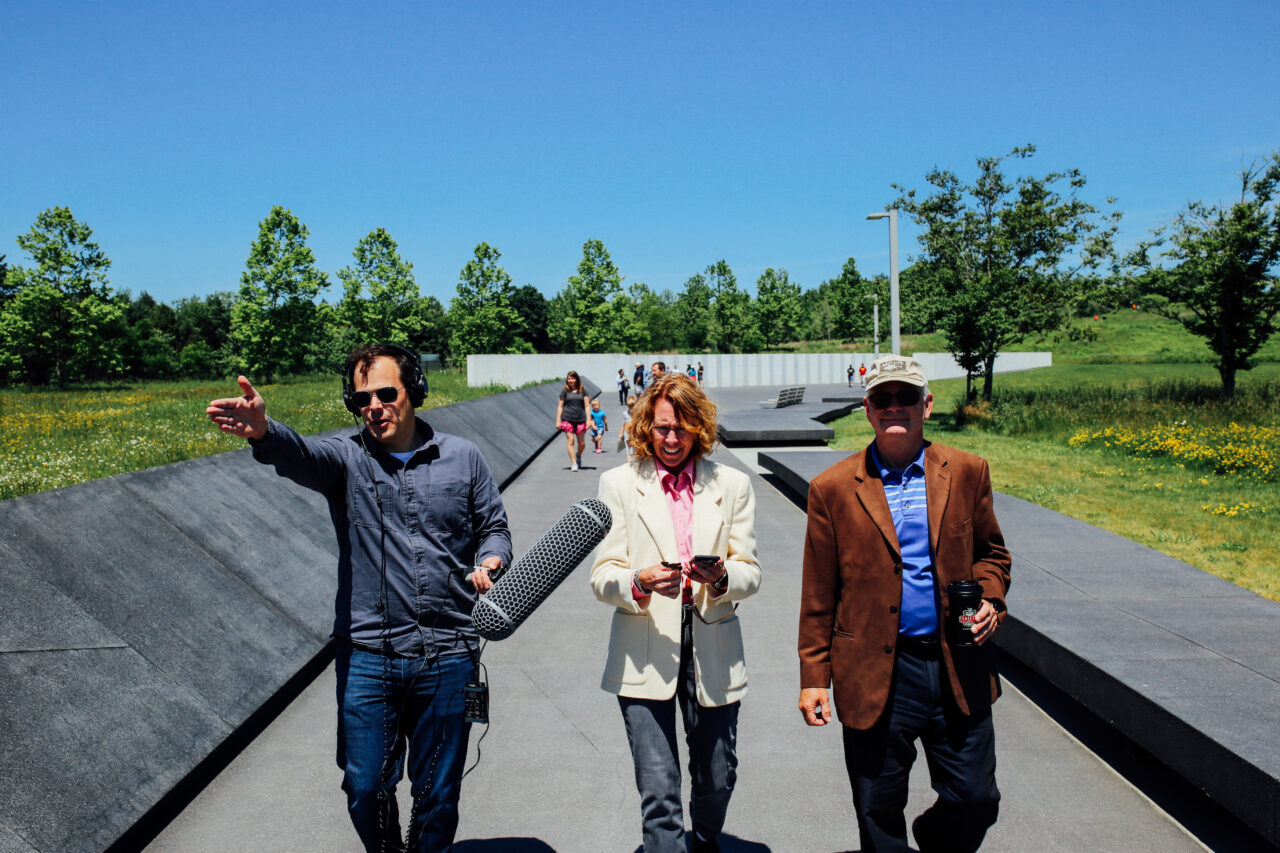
[618,395,637,460]
[590,398,609,453]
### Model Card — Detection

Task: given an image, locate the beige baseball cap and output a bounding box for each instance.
[864,355,928,391]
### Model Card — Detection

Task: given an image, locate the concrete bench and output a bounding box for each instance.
[759,386,805,408]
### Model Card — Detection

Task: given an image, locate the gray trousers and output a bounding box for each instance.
[618,607,740,853]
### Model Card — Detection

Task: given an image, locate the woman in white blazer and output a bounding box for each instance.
[591,373,761,853]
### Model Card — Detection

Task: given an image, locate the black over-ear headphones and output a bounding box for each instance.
[342,343,428,415]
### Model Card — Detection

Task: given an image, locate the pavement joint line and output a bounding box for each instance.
[1110,602,1256,662]
[520,665,601,746]
[2,644,132,654]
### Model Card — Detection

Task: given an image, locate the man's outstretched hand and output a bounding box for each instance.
[207,376,268,441]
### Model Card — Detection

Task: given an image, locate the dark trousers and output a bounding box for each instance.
[618,607,740,853]
[841,647,999,853]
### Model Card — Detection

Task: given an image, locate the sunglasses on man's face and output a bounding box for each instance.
[350,386,401,409]
[866,388,923,409]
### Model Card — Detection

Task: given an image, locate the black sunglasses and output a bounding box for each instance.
[866,388,923,409]
[350,386,401,409]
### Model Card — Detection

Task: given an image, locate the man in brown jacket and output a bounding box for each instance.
[798,355,1011,853]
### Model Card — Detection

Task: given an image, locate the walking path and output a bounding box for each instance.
[146,415,1208,852]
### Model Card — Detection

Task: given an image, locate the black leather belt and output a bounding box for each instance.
[896,634,941,660]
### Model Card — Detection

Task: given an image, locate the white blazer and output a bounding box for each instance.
[590,457,761,705]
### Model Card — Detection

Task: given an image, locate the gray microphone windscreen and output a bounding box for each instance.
[472,498,613,641]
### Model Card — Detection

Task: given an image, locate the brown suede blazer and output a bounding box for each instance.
[799,441,1011,729]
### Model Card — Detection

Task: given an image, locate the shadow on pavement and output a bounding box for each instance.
[453,838,555,852]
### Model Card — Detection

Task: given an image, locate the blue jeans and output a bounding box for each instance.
[335,646,473,853]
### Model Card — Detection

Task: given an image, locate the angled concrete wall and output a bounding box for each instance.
[468,351,1053,389]
[0,381,568,853]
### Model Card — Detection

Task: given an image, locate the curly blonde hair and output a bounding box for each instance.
[627,372,718,463]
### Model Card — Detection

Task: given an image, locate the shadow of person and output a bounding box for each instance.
[628,833,786,852]
[452,838,555,852]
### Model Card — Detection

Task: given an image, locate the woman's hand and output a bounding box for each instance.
[635,563,682,598]
[686,556,724,586]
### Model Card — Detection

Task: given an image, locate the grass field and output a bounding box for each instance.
[0,369,508,501]
[829,355,1280,601]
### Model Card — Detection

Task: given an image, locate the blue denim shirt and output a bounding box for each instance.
[251,416,513,657]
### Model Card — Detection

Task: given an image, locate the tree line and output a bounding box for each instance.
[2,146,1276,397]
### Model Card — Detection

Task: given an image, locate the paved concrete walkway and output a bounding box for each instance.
[146,431,1208,852]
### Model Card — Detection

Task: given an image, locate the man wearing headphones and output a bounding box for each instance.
[207,343,512,853]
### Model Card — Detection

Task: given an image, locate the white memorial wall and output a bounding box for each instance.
[467,351,1052,389]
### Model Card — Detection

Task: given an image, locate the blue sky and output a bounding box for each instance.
[3,0,1277,306]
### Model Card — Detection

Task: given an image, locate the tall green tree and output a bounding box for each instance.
[1127,152,1280,397]
[797,281,838,341]
[336,227,419,348]
[0,254,11,309]
[407,295,451,363]
[172,292,235,378]
[898,262,943,335]
[674,273,713,351]
[706,260,761,353]
[638,285,680,351]
[0,207,126,384]
[602,281,657,352]
[229,206,329,383]
[893,145,1119,399]
[449,242,526,358]
[755,267,803,348]
[825,258,882,342]
[549,239,625,352]
[121,291,179,379]
[510,285,551,353]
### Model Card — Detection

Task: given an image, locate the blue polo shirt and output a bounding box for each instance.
[872,442,939,637]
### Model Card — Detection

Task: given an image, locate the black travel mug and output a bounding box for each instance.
[946,580,984,647]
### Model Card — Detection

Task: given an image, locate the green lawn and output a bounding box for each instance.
[0,369,508,501]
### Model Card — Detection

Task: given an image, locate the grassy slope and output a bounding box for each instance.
[786,308,1280,364]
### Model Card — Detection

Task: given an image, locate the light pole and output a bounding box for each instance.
[866,209,900,356]
[866,292,880,358]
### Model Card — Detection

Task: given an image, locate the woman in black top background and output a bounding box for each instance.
[555,370,591,471]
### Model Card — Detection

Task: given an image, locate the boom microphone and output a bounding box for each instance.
[473,498,612,641]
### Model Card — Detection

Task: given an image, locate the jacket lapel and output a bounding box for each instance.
[691,459,724,556]
[924,443,951,557]
[635,460,680,561]
[854,446,901,557]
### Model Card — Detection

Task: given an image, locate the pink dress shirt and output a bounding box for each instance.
[633,459,696,601]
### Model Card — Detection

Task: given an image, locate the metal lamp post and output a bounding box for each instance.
[866,210,900,356]
[866,292,880,358]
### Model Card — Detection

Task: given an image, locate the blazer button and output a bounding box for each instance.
[884,644,893,654]
[893,564,902,575]
[889,605,898,614]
